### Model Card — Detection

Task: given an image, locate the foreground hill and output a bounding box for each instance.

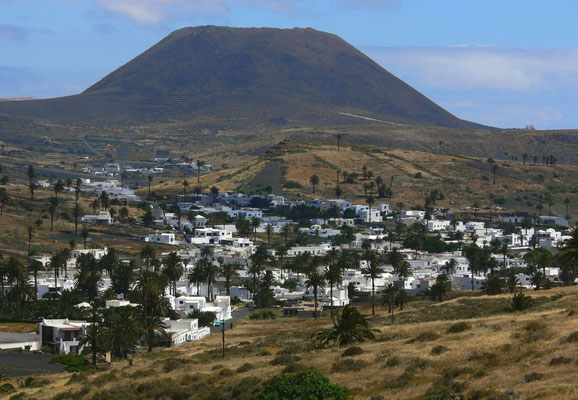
[5,287,577,399]
[0,26,483,128]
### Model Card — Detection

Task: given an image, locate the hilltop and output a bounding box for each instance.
[0,26,483,128]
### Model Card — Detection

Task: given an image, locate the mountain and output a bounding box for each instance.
[0,26,486,128]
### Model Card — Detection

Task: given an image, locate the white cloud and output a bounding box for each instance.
[364,46,578,92]
[93,0,297,25]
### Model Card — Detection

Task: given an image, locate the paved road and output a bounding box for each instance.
[210,307,252,334]
[149,201,165,220]
[0,352,64,377]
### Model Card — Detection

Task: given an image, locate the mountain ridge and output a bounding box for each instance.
[0,26,488,129]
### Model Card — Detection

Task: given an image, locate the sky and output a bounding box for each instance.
[1,0,578,129]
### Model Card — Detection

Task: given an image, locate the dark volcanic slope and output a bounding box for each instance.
[0,26,484,128]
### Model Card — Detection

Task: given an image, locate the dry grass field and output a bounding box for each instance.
[4,287,577,400]
[151,140,578,220]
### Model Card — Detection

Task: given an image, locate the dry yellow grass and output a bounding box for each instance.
[8,287,578,400]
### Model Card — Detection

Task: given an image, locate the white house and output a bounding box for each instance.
[39,319,90,354]
[80,211,113,224]
[161,318,210,346]
[144,232,176,245]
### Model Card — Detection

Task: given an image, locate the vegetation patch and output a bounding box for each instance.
[341,346,364,357]
[431,345,449,355]
[256,370,349,400]
[447,322,471,334]
[331,358,368,373]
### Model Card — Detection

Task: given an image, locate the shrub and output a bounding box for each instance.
[250,310,277,320]
[219,368,234,378]
[522,372,543,383]
[283,181,304,189]
[270,354,301,366]
[331,358,368,373]
[506,293,537,312]
[408,331,440,343]
[431,345,449,356]
[236,363,254,373]
[549,357,573,365]
[566,332,578,343]
[282,362,306,374]
[385,356,401,368]
[341,346,364,357]
[256,370,349,400]
[162,358,190,373]
[447,322,471,334]
[51,354,90,372]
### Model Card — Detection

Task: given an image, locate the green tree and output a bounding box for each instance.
[382,283,398,323]
[81,225,90,249]
[222,262,240,296]
[309,174,319,193]
[28,259,44,300]
[80,322,109,366]
[361,251,384,316]
[162,252,184,296]
[305,270,325,319]
[74,254,102,300]
[141,314,166,352]
[312,305,376,347]
[27,165,36,200]
[49,197,58,232]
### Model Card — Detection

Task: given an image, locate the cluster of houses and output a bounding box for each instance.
[13,185,572,356]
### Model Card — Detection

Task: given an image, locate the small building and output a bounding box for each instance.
[39,318,90,354]
[144,232,176,245]
[80,211,113,224]
[161,318,210,347]
[282,306,321,318]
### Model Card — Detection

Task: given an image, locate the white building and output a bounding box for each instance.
[39,319,90,354]
[144,232,176,245]
[80,211,113,224]
[161,318,210,346]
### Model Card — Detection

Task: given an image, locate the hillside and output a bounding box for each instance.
[0,26,483,128]
[4,287,577,399]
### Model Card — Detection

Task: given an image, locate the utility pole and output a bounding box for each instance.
[221,319,225,358]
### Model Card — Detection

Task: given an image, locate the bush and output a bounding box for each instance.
[282,362,306,374]
[236,363,254,373]
[256,370,349,400]
[447,322,471,334]
[506,293,537,312]
[408,331,440,343]
[283,181,304,189]
[219,368,234,378]
[431,345,449,356]
[385,356,401,367]
[549,357,573,365]
[250,310,277,320]
[331,358,367,373]
[566,332,578,343]
[270,354,301,366]
[341,346,364,357]
[162,358,190,373]
[51,354,90,372]
[522,372,543,383]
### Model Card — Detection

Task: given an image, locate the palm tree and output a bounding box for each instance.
[395,260,413,288]
[265,224,273,243]
[382,283,398,324]
[73,204,81,235]
[365,196,375,223]
[309,174,319,193]
[312,305,376,347]
[324,263,342,316]
[28,259,43,300]
[334,186,342,198]
[81,225,89,249]
[141,314,166,352]
[0,188,9,216]
[75,254,102,300]
[91,199,99,214]
[251,216,261,241]
[10,276,35,310]
[75,178,82,204]
[27,165,36,200]
[492,164,498,185]
[336,134,342,150]
[281,224,292,246]
[140,244,156,273]
[188,262,205,296]
[563,197,570,220]
[522,153,528,166]
[147,175,153,199]
[305,270,325,319]
[202,260,221,301]
[362,251,384,316]
[54,179,64,198]
[221,262,240,295]
[162,252,184,296]
[27,226,34,254]
[80,322,108,366]
[559,224,578,281]
[49,197,58,231]
[182,180,189,197]
[442,258,458,275]
[196,160,204,183]
[135,271,164,317]
[428,275,451,302]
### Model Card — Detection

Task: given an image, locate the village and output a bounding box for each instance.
[1,168,574,363]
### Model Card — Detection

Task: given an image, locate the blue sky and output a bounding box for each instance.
[1,0,578,129]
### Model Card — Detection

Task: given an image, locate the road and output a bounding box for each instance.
[0,352,64,377]
[149,201,165,220]
[210,306,252,334]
